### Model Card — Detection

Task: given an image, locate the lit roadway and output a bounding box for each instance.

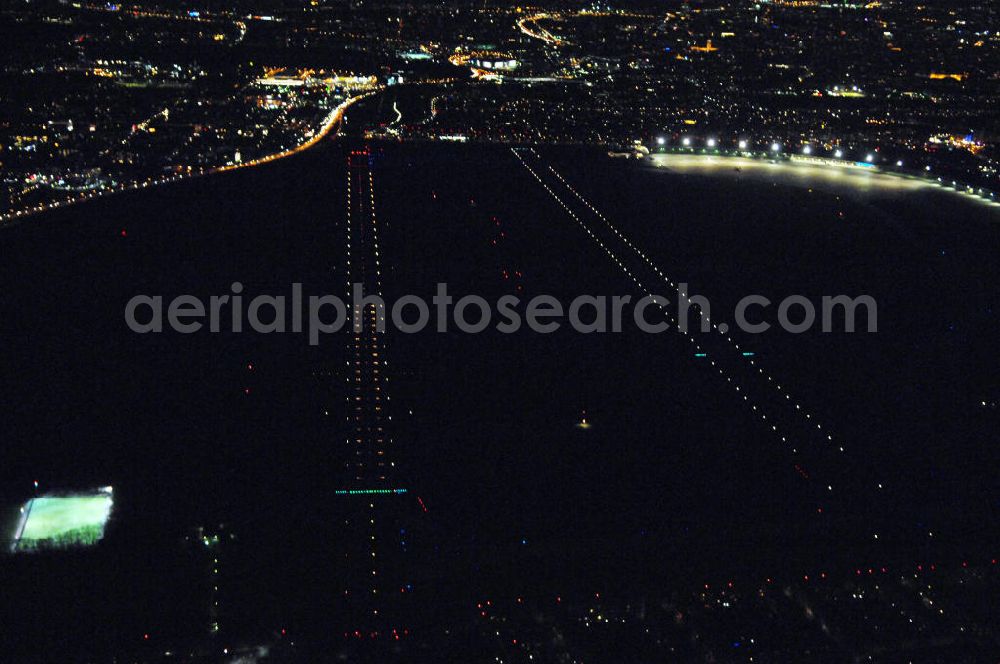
[0,90,380,226]
[516,13,563,45]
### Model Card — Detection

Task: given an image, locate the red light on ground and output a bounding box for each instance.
[143,633,149,640]
[120,229,128,237]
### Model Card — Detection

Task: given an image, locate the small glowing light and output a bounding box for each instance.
[656,136,665,145]
[770,142,781,152]
[682,137,691,146]
[707,138,717,147]
[738,139,748,149]
[865,153,875,162]
[896,160,903,167]
[802,145,811,154]
[925,165,931,171]
[834,149,843,158]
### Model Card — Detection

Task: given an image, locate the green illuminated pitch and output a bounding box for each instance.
[12,489,113,552]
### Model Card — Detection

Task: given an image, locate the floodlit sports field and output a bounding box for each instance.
[11,488,113,552]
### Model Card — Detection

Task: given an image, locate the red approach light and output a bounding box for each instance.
[120,229,128,237]
[247,363,254,371]
[143,634,149,640]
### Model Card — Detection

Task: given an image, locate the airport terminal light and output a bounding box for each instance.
[770,142,781,152]
[865,153,875,163]
[834,149,843,158]
[896,160,903,167]
[656,136,665,145]
[802,145,811,154]
[682,137,691,146]
[738,139,748,150]
[707,138,716,147]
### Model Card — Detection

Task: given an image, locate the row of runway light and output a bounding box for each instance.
[537,149,841,454]
[511,148,805,482]
[511,147,895,519]
[344,155,381,616]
